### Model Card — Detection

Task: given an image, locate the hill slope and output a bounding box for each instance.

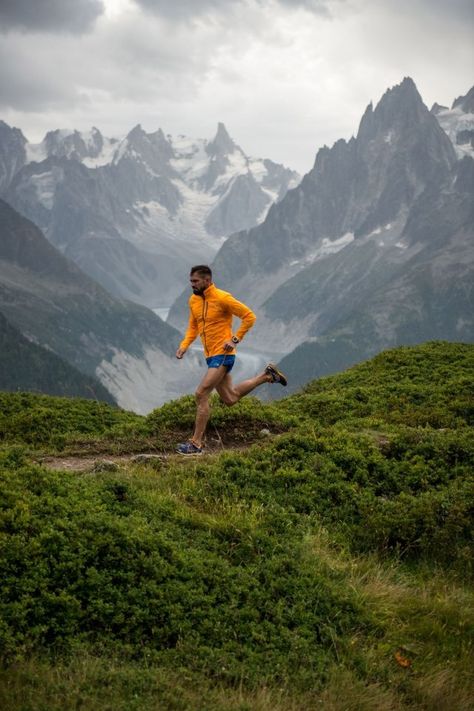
[0,311,116,403]
[0,198,202,411]
[0,342,472,710]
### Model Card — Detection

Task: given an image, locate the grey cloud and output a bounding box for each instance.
[133,0,222,20]
[0,0,104,34]
[416,0,473,17]
[0,68,81,112]
[134,0,339,21]
[382,0,473,22]
[0,37,84,111]
[275,0,337,15]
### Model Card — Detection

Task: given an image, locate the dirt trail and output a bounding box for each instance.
[38,454,152,472]
[36,428,274,472]
[38,445,232,472]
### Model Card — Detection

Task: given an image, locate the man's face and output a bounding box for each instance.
[190,272,211,295]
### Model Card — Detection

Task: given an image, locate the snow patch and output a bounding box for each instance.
[288,233,355,270]
[255,189,275,224]
[112,137,129,164]
[170,135,210,182]
[30,171,57,210]
[287,233,355,269]
[260,186,279,204]
[368,223,393,238]
[435,106,474,158]
[248,159,267,181]
[133,182,223,255]
[311,232,354,260]
[212,149,249,191]
[79,128,100,151]
[152,307,170,321]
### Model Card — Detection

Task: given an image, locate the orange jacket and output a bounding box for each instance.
[180,283,256,358]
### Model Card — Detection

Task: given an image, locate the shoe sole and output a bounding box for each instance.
[266,363,288,387]
[176,450,203,456]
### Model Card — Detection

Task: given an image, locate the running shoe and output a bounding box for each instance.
[265,363,288,386]
[176,440,203,456]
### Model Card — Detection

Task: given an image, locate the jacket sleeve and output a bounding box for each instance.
[224,293,257,342]
[180,308,199,351]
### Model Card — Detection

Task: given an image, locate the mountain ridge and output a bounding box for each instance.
[0,120,299,308]
[0,310,117,403]
[168,78,474,388]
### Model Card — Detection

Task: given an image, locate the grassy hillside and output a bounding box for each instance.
[0,341,473,710]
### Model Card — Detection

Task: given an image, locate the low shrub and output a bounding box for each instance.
[0,463,372,688]
[0,393,141,447]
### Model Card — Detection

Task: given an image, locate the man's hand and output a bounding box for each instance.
[222,340,235,352]
[176,347,186,359]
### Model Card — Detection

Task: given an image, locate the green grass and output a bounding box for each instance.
[0,341,473,709]
[0,391,143,450]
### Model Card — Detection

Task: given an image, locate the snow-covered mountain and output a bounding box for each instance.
[0,121,299,308]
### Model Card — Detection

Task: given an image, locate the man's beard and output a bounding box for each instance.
[192,287,204,295]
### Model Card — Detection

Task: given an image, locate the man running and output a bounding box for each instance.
[175,265,287,455]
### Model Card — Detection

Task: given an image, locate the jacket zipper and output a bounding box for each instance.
[201,296,209,356]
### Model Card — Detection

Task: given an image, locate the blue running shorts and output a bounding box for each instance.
[206,354,235,372]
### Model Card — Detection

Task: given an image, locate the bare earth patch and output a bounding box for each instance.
[37,441,240,472]
[38,453,167,472]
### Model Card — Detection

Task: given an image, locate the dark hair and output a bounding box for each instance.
[190,265,212,278]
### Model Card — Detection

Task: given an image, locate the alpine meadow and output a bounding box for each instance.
[0,342,473,709]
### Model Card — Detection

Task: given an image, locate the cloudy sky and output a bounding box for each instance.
[1,0,473,173]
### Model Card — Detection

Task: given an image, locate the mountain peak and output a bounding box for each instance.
[0,122,28,192]
[207,122,238,156]
[123,124,153,158]
[127,124,147,140]
[0,119,24,135]
[356,77,429,142]
[0,120,27,144]
[431,102,449,115]
[377,77,423,112]
[397,75,418,93]
[43,128,72,144]
[452,86,474,113]
[148,127,174,161]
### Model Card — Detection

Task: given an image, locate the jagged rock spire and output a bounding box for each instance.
[206,122,238,156]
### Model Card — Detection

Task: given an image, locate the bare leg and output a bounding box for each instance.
[192,365,229,447]
[216,370,271,406]
[192,365,274,446]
